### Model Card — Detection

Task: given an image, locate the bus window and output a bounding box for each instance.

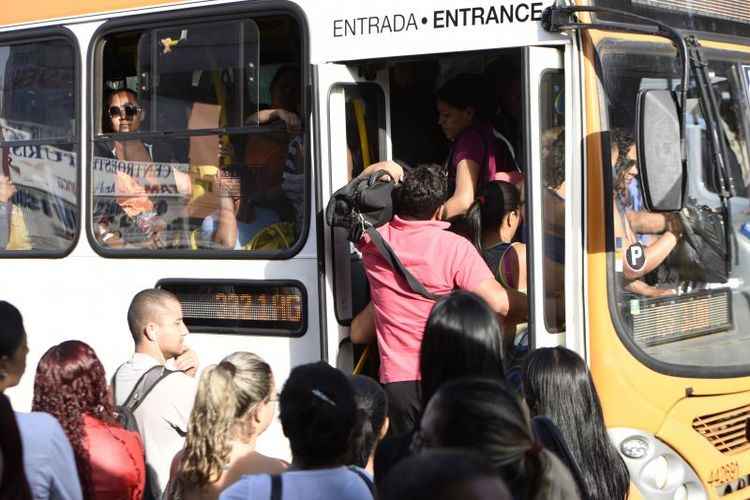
[540,70,565,333]
[0,37,78,254]
[92,15,305,254]
[600,38,750,369]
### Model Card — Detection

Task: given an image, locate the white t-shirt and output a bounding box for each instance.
[114,353,198,493]
[15,412,83,500]
[219,467,374,500]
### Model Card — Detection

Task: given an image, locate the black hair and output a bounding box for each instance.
[543,130,566,190]
[379,449,511,500]
[453,181,521,251]
[270,65,300,92]
[347,375,388,468]
[0,301,25,358]
[396,164,448,220]
[424,378,545,499]
[610,128,635,178]
[522,347,630,500]
[420,291,504,410]
[127,289,180,342]
[279,362,357,468]
[436,73,495,121]
[0,393,32,500]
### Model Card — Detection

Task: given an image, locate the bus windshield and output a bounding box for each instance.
[599,37,750,372]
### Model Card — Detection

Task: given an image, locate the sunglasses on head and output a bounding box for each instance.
[108,103,141,119]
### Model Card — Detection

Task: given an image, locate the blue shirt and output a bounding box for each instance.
[201,207,281,250]
[220,467,373,500]
[16,412,83,500]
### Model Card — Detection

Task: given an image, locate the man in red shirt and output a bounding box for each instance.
[355,164,526,435]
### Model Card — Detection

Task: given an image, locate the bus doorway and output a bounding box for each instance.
[318,45,573,376]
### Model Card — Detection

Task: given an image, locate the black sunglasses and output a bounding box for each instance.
[108,103,142,119]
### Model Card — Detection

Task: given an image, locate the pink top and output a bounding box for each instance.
[83,414,146,500]
[451,123,515,186]
[358,216,494,383]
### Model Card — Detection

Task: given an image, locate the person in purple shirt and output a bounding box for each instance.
[436,74,518,219]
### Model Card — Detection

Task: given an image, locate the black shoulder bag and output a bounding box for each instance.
[326,170,440,301]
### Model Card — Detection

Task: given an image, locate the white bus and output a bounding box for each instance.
[5,1,750,497]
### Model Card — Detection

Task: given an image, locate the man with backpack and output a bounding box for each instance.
[113,288,199,496]
[343,163,527,436]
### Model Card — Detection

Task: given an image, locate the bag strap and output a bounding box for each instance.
[123,365,175,413]
[364,225,441,301]
[111,364,123,401]
[270,474,282,500]
[492,128,521,173]
[348,467,375,495]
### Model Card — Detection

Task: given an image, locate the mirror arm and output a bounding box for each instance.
[543,4,689,167]
[684,36,736,269]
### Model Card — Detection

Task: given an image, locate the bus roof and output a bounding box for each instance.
[0,0,186,27]
[1,0,566,63]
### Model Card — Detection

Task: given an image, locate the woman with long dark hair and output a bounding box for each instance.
[374,291,506,485]
[32,340,145,500]
[0,392,32,500]
[2,301,83,500]
[417,378,580,500]
[419,291,505,409]
[522,347,629,500]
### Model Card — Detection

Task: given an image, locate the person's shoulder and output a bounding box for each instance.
[16,411,74,458]
[104,419,143,447]
[162,369,198,387]
[15,411,63,433]
[440,229,476,251]
[219,473,268,500]
[454,125,484,147]
[231,451,288,477]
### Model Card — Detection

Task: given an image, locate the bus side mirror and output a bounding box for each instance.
[635,89,684,212]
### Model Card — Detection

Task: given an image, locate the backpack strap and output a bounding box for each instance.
[348,466,374,496]
[270,474,282,500]
[111,363,124,401]
[123,365,176,413]
[364,225,441,301]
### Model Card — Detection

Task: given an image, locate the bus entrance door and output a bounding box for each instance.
[314,64,391,373]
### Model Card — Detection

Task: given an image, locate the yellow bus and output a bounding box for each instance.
[2,0,750,497]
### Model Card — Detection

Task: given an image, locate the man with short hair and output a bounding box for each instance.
[354,163,526,435]
[114,288,199,494]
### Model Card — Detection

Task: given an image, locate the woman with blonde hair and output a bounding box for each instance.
[166,352,286,500]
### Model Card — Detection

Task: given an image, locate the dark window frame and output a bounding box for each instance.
[86,1,311,260]
[157,277,308,337]
[0,27,81,259]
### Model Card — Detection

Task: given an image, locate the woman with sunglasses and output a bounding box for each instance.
[95,89,193,249]
[611,129,682,298]
[165,352,286,500]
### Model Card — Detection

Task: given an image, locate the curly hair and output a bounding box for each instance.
[31,341,119,500]
[175,352,273,493]
[396,164,449,220]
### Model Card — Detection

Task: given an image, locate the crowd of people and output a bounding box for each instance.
[1,71,669,500]
[0,285,633,500]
